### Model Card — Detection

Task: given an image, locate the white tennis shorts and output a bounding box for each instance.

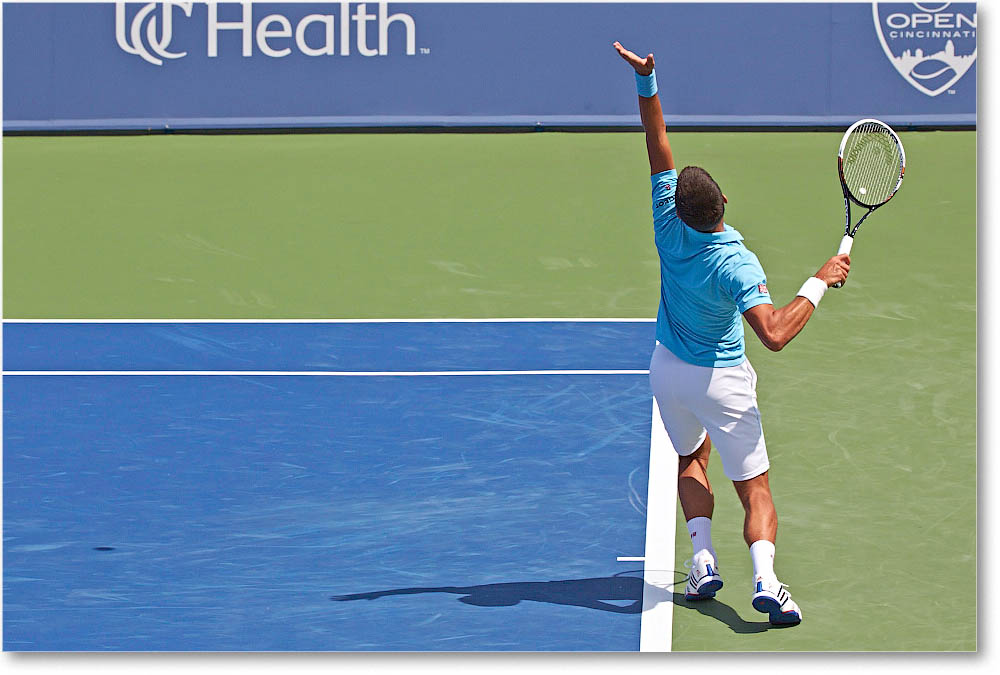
[649,342,769,482]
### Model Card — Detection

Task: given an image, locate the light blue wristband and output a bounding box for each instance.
[635,70,657,98]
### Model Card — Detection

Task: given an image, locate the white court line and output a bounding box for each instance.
[638,397,680,653]
[2,318,656,324]
[2,370,650,377]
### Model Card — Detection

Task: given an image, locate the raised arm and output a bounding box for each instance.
[613,41,674,175]
[743,254,851,351]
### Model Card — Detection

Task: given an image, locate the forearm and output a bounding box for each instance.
[744,260,847,352]
[639,92,666,135]
[639,94,673,174]
[613,42,674,173]
[636,90,673,175]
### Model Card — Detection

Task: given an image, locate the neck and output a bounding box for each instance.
[712,221,725,233]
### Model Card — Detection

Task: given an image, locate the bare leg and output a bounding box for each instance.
[735,471,801,623]
[677,435,713,521]
[732,471,778,546]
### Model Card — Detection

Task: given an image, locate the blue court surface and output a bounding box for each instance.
[3,321,661,651]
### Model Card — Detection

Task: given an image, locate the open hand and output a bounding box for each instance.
[613,41,654,75]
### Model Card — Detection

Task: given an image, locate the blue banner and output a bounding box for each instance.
[2,2,977,130]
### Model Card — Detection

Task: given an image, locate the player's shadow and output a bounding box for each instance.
[332,572,778,632]
[332,575,644,614]
[666,572,782,634]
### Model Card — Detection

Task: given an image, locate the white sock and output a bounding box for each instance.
[749,540,776,581]
[686,517,716,561]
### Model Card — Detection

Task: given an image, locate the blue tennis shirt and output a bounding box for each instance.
[651,169,772,367]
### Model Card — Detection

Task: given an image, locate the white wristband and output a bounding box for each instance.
[796,276,827,308]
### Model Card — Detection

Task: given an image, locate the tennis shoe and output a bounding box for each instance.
[683,552,723,601]
[751,576,802,625]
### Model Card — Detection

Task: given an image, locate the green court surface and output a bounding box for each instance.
[2,131,976,650]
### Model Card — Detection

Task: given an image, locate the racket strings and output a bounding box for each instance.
[846,127,874,201]
[856,123,889,200]
[864,123,899,203]
[848,125,890,202]
[842,122,902,207]
[849,125,898,201]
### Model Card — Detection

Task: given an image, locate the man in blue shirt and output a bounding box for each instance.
[614,41,850,626]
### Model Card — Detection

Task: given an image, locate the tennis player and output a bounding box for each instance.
[614,42,850,626]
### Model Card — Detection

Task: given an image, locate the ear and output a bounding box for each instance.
[722,194,729,204]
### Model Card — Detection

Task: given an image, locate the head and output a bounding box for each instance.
[676,166,727,232]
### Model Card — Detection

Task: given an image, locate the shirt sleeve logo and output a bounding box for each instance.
[757,283,769,294]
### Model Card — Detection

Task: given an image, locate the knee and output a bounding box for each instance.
[683,436,711,467]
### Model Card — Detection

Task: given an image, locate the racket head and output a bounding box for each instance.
[837,118,906,209]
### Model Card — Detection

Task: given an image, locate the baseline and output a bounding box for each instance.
[2,370,649,377]
[639,398,679,652]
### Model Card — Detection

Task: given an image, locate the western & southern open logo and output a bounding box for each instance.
[872,2,976,97]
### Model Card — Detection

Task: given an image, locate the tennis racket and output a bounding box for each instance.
[833,118,906,288]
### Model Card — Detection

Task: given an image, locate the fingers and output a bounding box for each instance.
[613,41,635,60]
[828,266,848,285]
[648,53,655,69]
[835,260,850,282]
[828,254,851,273]
[816,254,851,287]
[613,41,653,73]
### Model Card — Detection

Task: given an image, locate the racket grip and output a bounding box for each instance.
[832,235,854,288]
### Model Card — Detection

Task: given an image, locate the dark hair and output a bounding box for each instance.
[676,166,725,232]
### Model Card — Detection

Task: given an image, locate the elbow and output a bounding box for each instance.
[760,331,787,352]
[747,308,797,352]
[763,339,784,352]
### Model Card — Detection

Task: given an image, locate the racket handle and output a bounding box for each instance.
[832,235,854,288]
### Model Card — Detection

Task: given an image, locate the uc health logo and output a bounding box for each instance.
[872,2,976,97]
[115,1,419,65]
[115,2,192,66]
